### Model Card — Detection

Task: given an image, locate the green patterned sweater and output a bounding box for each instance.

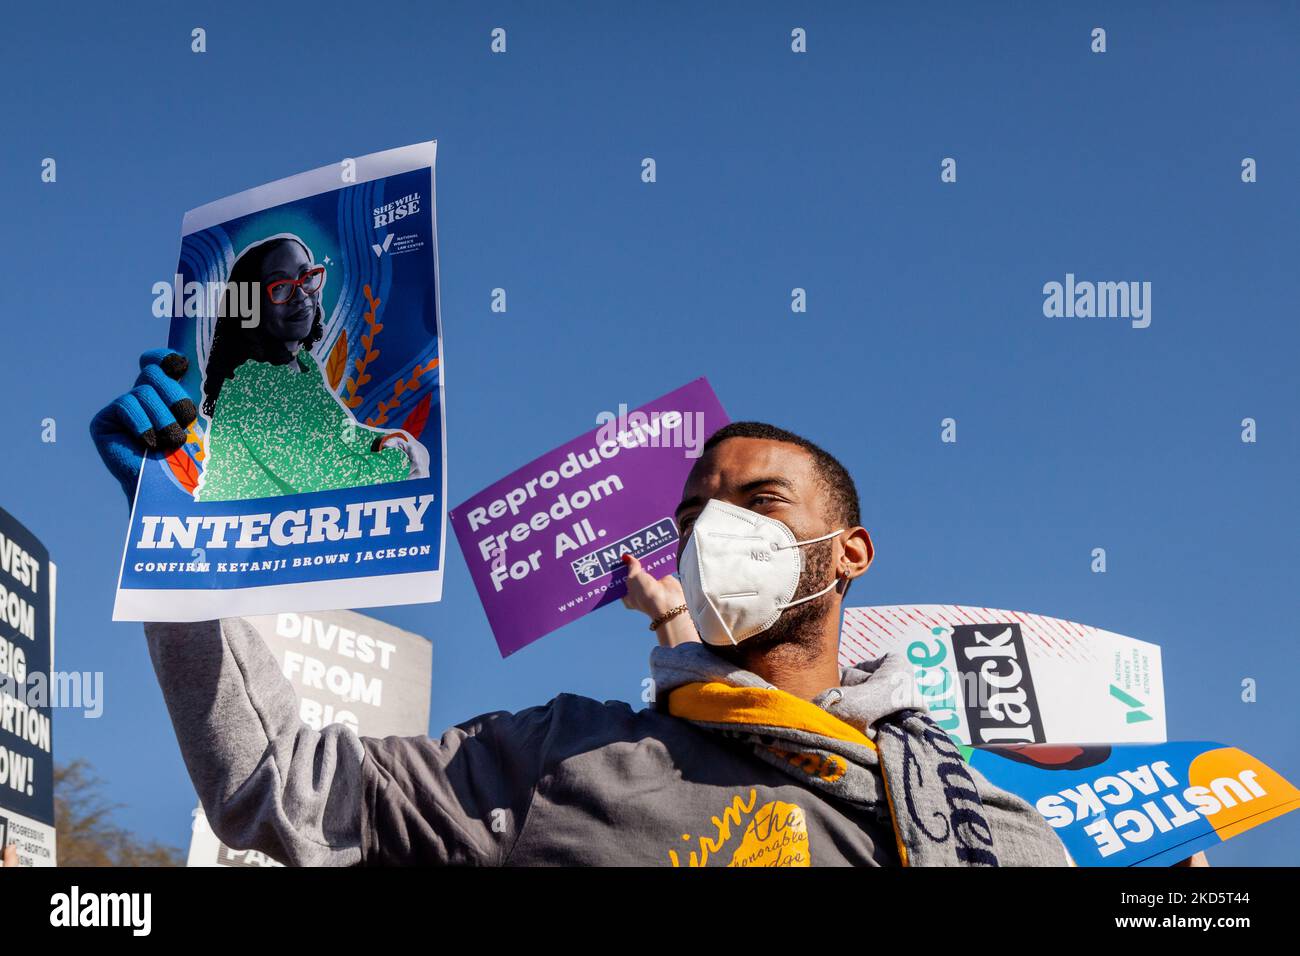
[196,351,408,502]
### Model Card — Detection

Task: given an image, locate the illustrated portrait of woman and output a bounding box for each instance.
[194,234,429,502]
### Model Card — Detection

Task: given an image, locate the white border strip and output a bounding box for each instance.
[183,141,438,236]
[47,560,56,673]
[113,569,442,623]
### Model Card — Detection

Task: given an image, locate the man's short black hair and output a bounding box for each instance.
[701,421,861,528]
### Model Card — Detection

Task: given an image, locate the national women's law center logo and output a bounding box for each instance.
[571,518,678,584]
[371,192,426,258]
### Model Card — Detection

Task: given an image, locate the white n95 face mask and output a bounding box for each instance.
[678,499,844,646]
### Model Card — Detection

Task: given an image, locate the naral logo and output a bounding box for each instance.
[950,623,1045,745]
[571,518,677,585]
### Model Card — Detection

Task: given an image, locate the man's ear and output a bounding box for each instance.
[840,527,874,582]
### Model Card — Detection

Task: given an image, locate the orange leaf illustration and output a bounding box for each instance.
[363,357,440,428]
[326,330,349,391]
[343,286,385,408]
[166,447,200,494]
[400,393,432,440]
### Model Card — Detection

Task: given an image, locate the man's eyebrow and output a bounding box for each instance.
[674,494,705,521]
[674,476,796,520]
[739,476,796,495]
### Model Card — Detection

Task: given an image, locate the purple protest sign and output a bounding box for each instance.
[450,379,728,657]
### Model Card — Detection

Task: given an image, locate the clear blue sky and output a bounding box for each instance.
[1,1,1296,864]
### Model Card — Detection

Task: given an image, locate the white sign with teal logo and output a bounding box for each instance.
[840,605,1165,746]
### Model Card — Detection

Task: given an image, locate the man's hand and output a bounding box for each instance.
[1174,851,1210,867]
[2,844,17,867]
[89,349,198,505]
[620,554,700,648]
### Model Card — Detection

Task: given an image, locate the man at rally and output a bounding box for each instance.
[91,352,1073,866]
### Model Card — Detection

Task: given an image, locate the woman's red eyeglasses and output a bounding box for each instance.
[265,266,326,305]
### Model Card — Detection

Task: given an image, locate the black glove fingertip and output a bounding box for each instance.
[160,353,189,380]
[172,398,198,427]
[158,422,188,452]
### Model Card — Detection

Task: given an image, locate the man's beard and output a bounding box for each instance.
[712,538,838,660]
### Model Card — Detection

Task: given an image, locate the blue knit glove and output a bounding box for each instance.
[90,349,198,506]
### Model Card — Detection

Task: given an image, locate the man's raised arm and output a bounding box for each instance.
[145,619,365,866]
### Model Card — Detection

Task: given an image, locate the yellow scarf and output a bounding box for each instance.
[667,681,921,863]
[667,681,877,750]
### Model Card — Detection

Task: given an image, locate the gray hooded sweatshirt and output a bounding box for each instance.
[144,619,1065,867]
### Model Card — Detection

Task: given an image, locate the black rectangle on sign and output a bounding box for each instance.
[949,622,1046,745]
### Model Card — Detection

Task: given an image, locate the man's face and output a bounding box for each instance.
[674,437,842,650]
